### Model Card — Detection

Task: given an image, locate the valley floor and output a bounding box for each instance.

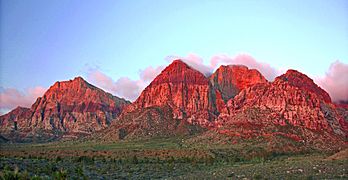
[0,138,347,179]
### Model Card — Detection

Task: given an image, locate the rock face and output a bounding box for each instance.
[104,61,273,140]
[210,65,267,102]
[0,106,31,131]
[276,70,331,103]
[126,60,218,124]
[103,60,347,146]
[212,69,347,150]
[0,77,130,140]
[104,60,218,140]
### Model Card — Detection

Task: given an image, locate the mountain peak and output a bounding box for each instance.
[1,77,131,137]
[162,59,192,72]
[48,76,95,94]
[72,76,86,82]
[210,64,267,101]
[275,69,331,103]
[171,59,187,65]
[227,64,248,69]
[151,60,208,85]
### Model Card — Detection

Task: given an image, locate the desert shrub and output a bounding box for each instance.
[168,156,175,164]
[75,156,94,164]
[55,156,62,162]
[131,155,138,164]
[52,169,67,180]
[306,175,314,180]
[253,173,263,180]
[74,166,87,179]
[204,156,215,165]
[30,175,42,180]
[142,157,149,163]
[1,169,20,180]
[250,156,265,164]
[0,167,31,180]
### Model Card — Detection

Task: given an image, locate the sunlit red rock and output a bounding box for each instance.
[1,60,347,148]
[0,106,31,131]
[210,65,267,102]
[276,69,331,103]
[125,60,218,124]
[0,77,130,138]
[215,70,347,147]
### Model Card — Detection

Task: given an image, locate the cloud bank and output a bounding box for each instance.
[315,61,348,103]
[87,70,143,101]
[87,64,165,101]
[0,86,46,115]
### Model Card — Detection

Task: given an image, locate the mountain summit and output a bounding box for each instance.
[128,59,216,120]
[0,77,130,142]
[210,65,268,102]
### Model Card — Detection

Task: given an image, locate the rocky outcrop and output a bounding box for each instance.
[125,60,219,125]
[103,60,219,140]
[276,70,331,103]
[210,65,267,102]
[213,70,347,149]
[0,106,31,131]
[0,77,130,140]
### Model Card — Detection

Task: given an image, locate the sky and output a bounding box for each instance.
[0,0,347,114]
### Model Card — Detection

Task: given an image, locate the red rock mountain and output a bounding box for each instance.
[125,60,219,124]
[210,65,267,101]
[209,69,347,150]
[101,60,219,140]
[106,60,346,150]
[210,65,267,102]
[0,77,130,141]
[1,60,347,149]
[103,60,276,140]
[276,70,332,103]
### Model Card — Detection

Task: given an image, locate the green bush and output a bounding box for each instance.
[131,155,138,164]
[52,169,67,180]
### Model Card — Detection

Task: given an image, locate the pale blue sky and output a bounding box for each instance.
[1,0,347,92]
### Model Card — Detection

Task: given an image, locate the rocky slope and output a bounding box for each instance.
[100,60,217,140]
[124,60,220,125]
[101,61,282,140]
[201,70,348,151]
[0,77,130,141]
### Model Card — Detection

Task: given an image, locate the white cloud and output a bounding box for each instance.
[87,70,142,101]
[315,60,348,102]
[0,86,46,115]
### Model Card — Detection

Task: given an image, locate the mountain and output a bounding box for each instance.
[125,60,220,125]
[192,70,347,151]
[98,60,217,140]
[99,60,279,140]
[210,65,267,102]
[0,77,130,142]
[1,60,347,151]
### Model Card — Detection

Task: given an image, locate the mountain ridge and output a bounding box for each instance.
[0,76,130,142]
[1,60,347,150]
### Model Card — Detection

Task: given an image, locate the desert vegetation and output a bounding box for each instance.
[1,137,347,179]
